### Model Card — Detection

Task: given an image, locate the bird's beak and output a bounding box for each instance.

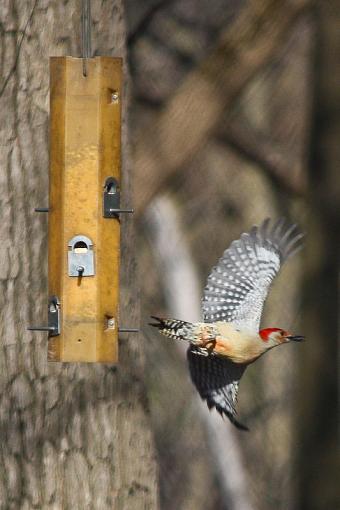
[286,335,305,342]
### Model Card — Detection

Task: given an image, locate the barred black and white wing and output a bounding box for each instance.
[187,347,248,430]
[202,218,303,332]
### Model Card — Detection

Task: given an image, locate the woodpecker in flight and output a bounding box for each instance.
[150,218,304,430]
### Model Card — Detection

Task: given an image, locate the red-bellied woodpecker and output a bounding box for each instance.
[150,218,304,430]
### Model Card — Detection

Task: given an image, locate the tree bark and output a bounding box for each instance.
[0,1,158,508]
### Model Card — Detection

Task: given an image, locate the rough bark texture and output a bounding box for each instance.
[0,1,158,508]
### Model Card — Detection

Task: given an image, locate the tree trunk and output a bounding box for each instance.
[0,1,158,508]
[297,2,340,508]
[145,196,253,510]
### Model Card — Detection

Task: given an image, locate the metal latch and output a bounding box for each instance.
[68,235,95,276]
[28,295,61,336]
[48,295,61,336]
[103,177,134,218]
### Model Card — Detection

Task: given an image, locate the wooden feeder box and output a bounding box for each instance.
[45,56,125,362]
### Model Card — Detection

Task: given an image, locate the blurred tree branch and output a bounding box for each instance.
[145,195,254,510]
[127,0,173,47]
[215,124,306,195]
[134,0,311,213]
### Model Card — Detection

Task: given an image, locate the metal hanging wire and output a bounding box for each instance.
[82,0,92,76]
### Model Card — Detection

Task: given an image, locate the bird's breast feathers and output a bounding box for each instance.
[196,322,266,364]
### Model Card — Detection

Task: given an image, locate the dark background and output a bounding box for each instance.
[126,1,340,509]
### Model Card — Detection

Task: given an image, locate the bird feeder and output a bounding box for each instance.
[29,5,137,361]
[45,55,125,362]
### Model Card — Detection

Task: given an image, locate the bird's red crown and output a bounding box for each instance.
[259,327,287,342]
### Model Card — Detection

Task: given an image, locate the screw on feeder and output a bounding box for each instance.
[106,318,138,333]
[111,91,119,103]
[107,318,115,329]
[35,207,49,213]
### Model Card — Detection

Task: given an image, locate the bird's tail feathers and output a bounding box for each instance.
[149,316,194,342]
[228,414,249,432]
[213,403,249,431]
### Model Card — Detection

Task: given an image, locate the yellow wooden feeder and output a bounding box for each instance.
[29,2,136,362]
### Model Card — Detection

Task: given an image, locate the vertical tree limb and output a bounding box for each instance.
[145,195,253,510]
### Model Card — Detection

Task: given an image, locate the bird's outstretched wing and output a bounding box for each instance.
[202,218,303,332]
[187,347,248,430]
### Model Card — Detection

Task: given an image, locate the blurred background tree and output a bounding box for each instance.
[126,0,339,509]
